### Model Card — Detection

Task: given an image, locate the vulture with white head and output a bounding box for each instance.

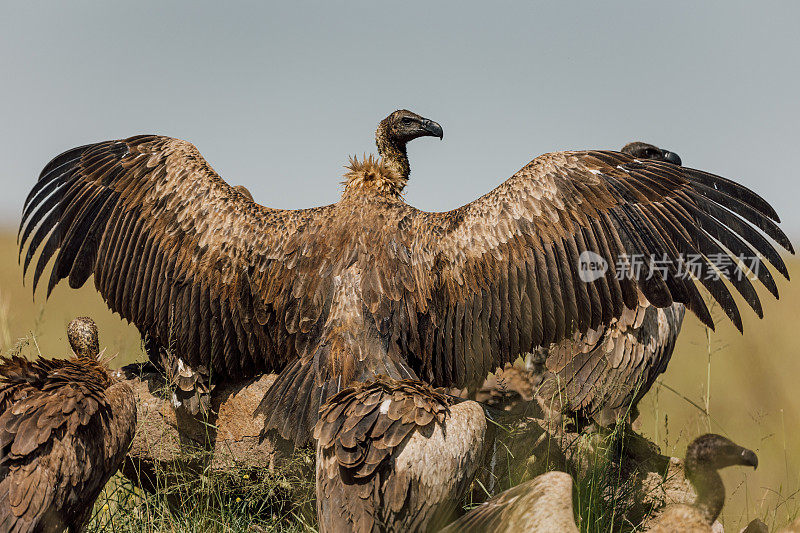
[19,110,793,445]
[0,317,136,533]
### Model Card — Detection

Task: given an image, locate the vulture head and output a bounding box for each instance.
[67,316,100,360]
[375,109,443,182]
[378,109,444,145]
[645,434,758,529]
[685,433,758,474]
[621,141,682,165]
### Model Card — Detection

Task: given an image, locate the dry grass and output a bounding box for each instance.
[1,230,798,530]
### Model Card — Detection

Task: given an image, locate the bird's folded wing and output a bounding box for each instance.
[408,150,792,389]
[314,378,451,530]
[0,357,109,530]
[19,136,335,377]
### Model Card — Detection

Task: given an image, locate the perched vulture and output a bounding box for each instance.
[314,377,491,532]
[0,317,136,533]
[440,471,579,533]
[19,109,793,445]
[645,434,758,532]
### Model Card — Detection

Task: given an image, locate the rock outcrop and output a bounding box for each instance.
[114,364,296,495]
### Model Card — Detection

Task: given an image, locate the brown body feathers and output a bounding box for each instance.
[314,377,491,533]
[19,113,793,445]
[0,318,136,533]
[527,143,688,424]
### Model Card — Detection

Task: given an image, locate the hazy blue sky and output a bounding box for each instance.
[2,1,798,239]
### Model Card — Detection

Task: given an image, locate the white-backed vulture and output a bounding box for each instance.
[19,110,793,445]
[440,471,579,533]
[0,317,136,533]
[645,433,758,532]
[314,377,491,533]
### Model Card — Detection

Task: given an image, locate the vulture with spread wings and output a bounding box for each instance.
[19,110,793,445]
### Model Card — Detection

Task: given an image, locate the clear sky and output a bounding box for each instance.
[2,1,798,238]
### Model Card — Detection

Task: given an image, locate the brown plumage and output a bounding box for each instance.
[314,376,491,533]
[534,141,690,425]
[645,434,758,532]
[440,471,579,533]
[19,111,793,445]
[0,317,136,533]
[478,143,685,425]
[232,185,254,202]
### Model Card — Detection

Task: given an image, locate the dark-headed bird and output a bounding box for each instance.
[645,434,758,532]
[440,471,579,533]
[315,377,491,532]
[19,110,793,445]
[0,317,136,533]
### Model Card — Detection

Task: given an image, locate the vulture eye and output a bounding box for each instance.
[401,117,414,125]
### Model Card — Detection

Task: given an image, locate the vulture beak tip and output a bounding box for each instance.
[663,151,682,166]
[423,119,444,140]
[741,448,758,470]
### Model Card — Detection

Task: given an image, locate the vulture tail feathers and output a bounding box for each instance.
[258,357,320,446]
[259,344,418,447]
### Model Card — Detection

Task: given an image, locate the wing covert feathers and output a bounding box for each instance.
[19,135,334,385]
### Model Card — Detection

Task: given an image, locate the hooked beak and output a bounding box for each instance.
[740,448,759,469]
[422,119,444,140]
[662,150,682,166]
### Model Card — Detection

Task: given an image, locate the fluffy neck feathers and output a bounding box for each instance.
[342,155,406,199]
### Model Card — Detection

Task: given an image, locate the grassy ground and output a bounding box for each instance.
[1,230,798,531]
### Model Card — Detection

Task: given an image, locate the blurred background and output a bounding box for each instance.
[1,1,798,529]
